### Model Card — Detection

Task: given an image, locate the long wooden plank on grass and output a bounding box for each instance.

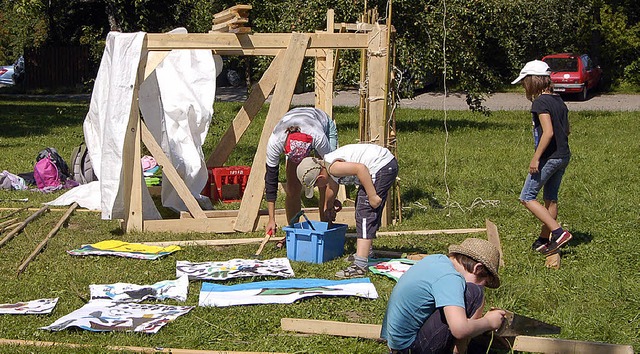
[140,120,207,219]
[512,335,634,354]
[206,50,285,167]
[281,318,382,340]
[16,203,78,277]
[0,338,286,354]
[234,33,310,232]
[140,237,273,247]
[0,205,49,248]
[346,227,486,238]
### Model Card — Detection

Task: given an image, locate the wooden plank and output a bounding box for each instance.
[512,335,634,354]
[281,318,382,340]
[545,253,561,269]
[180,206,355,219]
[346,227,486,238]
[0,338,284,354]
[16,203,77,277]
[485,219,504,267]
[146,33,369,51]
[144,207,354,233]
[206,51,285,167]
[333,22,375,32]
[0,205,49,248]
[213,5,252,19]
[212,18,249,31]
[0,207,97,213]
[234,33,310,232]
[140,121,207,219]
[140,237,272,247]
[143,50,170,80]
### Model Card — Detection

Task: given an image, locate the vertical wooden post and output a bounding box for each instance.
[122,37,149,232]
[234,33,311,232]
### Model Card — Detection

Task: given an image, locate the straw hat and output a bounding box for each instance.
[449,238,501,288]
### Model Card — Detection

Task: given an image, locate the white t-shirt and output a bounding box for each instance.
[266,107,335,167]
[323,144,394,185]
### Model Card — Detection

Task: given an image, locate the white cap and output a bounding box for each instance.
[511,60,551,84]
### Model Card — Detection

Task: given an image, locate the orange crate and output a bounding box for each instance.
[205,166,251,203]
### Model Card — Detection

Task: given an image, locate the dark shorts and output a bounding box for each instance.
[390,282,484,354]
[355,158,398,239]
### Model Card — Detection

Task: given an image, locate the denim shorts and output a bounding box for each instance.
[519,157,570,202]
[355,158,398,239]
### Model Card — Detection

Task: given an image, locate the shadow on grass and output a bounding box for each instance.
[402,187,443,208]
[0,102,86,138]
[567,230,593,247]
[337,117,515,134]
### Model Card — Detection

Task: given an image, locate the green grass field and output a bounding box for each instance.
[0,98,638,353]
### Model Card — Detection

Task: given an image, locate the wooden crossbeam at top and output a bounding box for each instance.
[213,4,252,22]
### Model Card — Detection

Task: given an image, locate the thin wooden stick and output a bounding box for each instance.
[140,237,278,247]
[0,206,29,220]
[0,205,49,248]
[17,203,78,277]
[0,218,17,229]
[0,338,285,354]
[346,227,486,238]
[0,222,20,233]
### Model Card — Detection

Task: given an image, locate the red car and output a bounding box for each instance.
[542,53,602,100]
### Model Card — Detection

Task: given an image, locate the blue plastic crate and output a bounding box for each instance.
[283,220,347,264]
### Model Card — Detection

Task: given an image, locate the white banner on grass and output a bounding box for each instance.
[0,298,58,315]
[176,258,294,280]
[89,275,189,303]
[41,301,193,333]
[198,278,378,307]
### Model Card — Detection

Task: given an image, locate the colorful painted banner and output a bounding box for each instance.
[369,259,416,281]
[41,301,193,333]
[0,298,58,315]
[89,275,189,303]
[176,258,294,281]
[198,278,378,307]
[68,240,181,260]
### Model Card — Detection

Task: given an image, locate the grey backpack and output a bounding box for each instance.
[69,142,97,184]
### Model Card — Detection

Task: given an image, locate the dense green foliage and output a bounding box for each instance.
[0,99,638,353]
[0,0,639,96]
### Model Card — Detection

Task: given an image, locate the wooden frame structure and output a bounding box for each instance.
[120,10,393,233]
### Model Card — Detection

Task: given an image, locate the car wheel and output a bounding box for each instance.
[579,86,588,101]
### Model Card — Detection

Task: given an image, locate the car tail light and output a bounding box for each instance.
[0,68,7,75]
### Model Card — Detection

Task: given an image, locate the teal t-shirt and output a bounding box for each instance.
[380,254,466,350]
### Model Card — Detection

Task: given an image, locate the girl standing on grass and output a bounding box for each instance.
[512,60,572,255]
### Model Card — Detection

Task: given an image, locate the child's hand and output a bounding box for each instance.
[323,207,337,222]
[369,194,382,209]
[484,309,506,330]
[529,158,539,174]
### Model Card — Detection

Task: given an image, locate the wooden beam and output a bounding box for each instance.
[512,335,634,354]
[145,206,354,233]
[140,237,274,247]
[485,219,504,267]
[0,205,49,248]
[140,120,207,219]
[213,5,252,20]
[0,338,285,354]
[206,51,285,167]
[143,51,170,80]
[16,203,78,277]
[281,318,382,340]
[145,33,369,51]
[346,227,486,238]
[234,33,310,232]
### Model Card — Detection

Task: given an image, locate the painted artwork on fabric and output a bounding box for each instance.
[0,298,58,315]
[369,259,416,281]
[41,301,193,333]
[176,258,294,281]
[198,277,378,307]
[68,240,181,260]
[89,275,189,303]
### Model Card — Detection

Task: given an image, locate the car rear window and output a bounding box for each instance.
[543,58,578,72]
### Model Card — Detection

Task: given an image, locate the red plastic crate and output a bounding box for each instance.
[204,166,251,203]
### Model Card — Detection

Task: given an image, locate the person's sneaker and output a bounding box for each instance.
[543,231,573,255]
[531,237,550,254]
[335,263,367,278]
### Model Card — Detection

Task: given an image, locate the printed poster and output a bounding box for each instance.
[369,259,416,281]
[0,298,58,315]
[176,258,294,281]
[199,277,378,307]
[68,240,181,260]
[41,301,193,333]
[89,275,189,303]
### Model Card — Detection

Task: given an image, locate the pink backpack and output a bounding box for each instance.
[34,154,61,189]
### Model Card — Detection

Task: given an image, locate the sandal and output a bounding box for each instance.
[335,263,367,278]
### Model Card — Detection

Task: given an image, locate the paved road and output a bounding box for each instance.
[2,86,638,111]
[216,87,640,111]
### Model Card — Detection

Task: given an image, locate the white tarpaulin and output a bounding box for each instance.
[49,28,220,218]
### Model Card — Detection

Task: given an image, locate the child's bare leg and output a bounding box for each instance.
[539,200,558,239]
[356,238,373,259]
[522,199,561,231]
